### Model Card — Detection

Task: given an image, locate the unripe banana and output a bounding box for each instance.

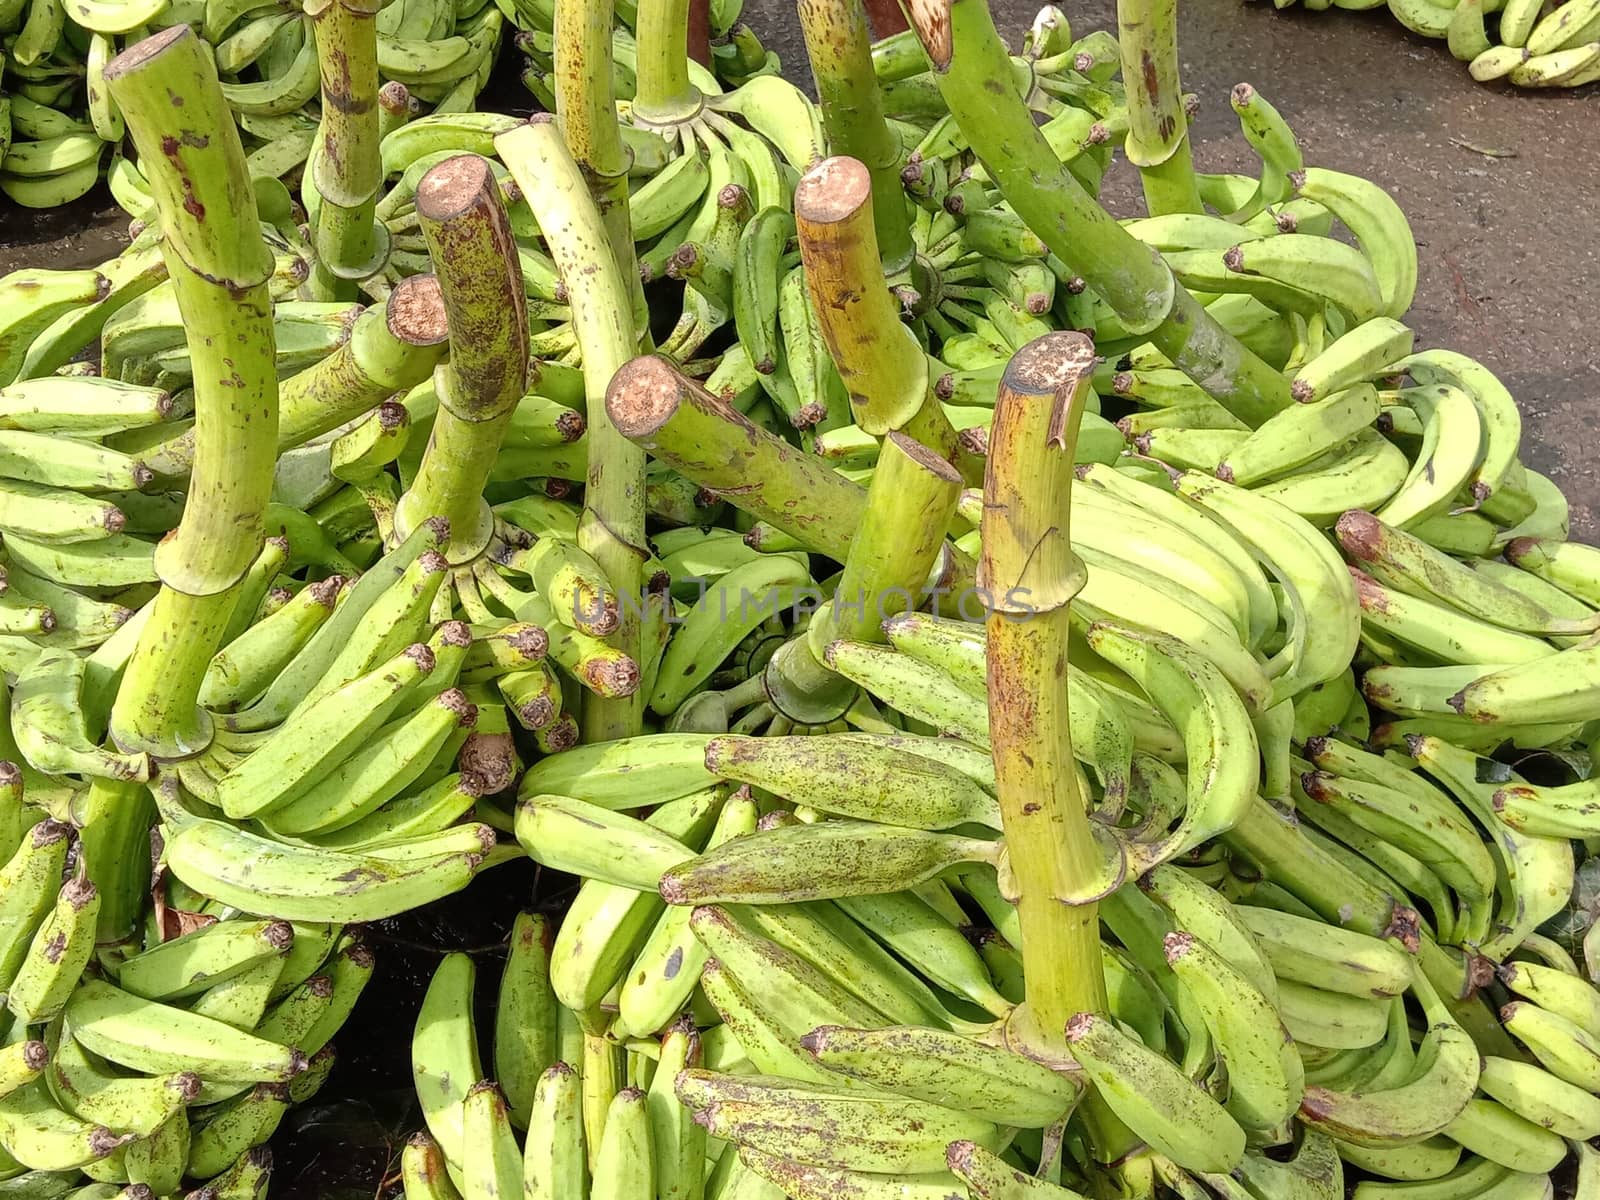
[676,1068,1001,1174]
[548,791,724,1012]
[412,952,481,1174]
[461,1081,523,1200]
[522,1062,587,1200]
[0,1040,46,1103]
[66,980,307,1084]
[214,642,436,819]
[659,819,998,906]
[1292,318,1415,403]
[801,1024,1082,1128]
[161,807,490,924]
[615,793,758,1038]
[1477,1054,1600,1140]
[1164,930,1304,1144]
[0,1079,131,1172]
[5,877,98,1026]
[1499,960,1600,1034]
[1501,1000,1600,1091]
[0,820,74,993]
[115,919,294,1002]
[493,912,556,1130]
[1066,1011,1247,1174]
[1443,1096,1567,1175]
[516,793,696,890]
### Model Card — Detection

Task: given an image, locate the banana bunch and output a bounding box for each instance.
[875,4,1129,171]
[507,0,781,101]
[399,689,1592,1199]
[0,16,120,209]
[1249,0,1600,88]
[404,923,742,1200]
[0,801,362,1195]
[0,0,514,211]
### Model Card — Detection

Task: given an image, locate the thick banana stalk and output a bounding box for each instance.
[765,431,962,723]
[607,354,868,561]
[794,155,963,466]
[981,330,1107,1052]
[796,0,914,270]
[499,117,647,740]
[1117,0,1202,215]
[902,0,1291,425]
[138,275,449,477]
[553,0,643,316]
[607,355,975,596]
[392,153,530,562]
[306,0,387,298]
[631,0,703,125]
[106,26,278,758]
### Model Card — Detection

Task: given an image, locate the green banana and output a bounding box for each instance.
[65,980,306,1084]
[800,1024,1081,1128]
[4,878,98,1026]
[1164,930,1304,1144]
[676,1069,1001,1174]
[1065,1010,1247,1173]
[412,951,481,1173]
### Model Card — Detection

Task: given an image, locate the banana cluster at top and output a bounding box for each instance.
[0,0,1597,1194]
[1252,0,1600,88]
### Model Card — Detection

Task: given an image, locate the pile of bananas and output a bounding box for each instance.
[0,818,360,1195]
[1,0,1599,1194]
[0,0,510,209]
[1248,0,1600,88]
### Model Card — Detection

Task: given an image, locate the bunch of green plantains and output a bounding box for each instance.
[1,0,1600,1194]
[0,0,781,211]
[1245,0,1600,87]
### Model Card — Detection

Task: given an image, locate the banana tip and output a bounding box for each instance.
[1162,930,1195,962]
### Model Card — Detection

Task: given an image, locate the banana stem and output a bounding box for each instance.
[307,0,387,299]
[796,0,914,272]
[554,0,646,333]
[139,274,448,479]
[901,0,1290,426]
[631,0,701,125]
[1117,0,1201,216]
[609,355,942,577]
[393,155,530,564]
[105,26,278,759]
[981,331,1106,1053]
[279,275,449,446]
[795,156,967,473]
[498,118,645,742]
[765,432,962,723]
